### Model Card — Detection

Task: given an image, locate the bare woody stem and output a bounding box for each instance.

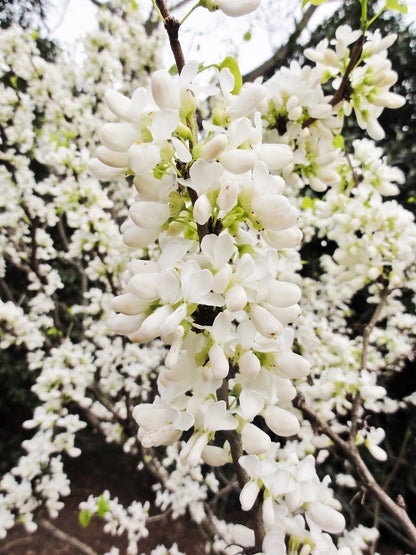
[302,34,365,128]
[154,0,210,244]
[217,378,265,552]
[349,284,390,442]
[294,396,416,549]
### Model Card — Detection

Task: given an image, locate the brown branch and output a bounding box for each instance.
[351,285,389,438]
[155,0,210,245]
[0,277,14,302]
[39,519,99,555]
[302,33,365,128]
[87,383,127,428]
[217,379,264,551]
[243,5,317,83]
[154,0,185,73]
[350,285,390,442]
[295,396,416,549]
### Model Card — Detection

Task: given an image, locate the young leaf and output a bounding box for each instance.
[97,495,110,517]
[385,0,407,13]
[79,510,92,528]
[332,135,345,150]
[219,56,242,95]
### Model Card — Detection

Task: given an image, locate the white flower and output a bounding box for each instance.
[204,0,261,17]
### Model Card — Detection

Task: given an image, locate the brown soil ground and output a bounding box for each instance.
[0,432,207,555]
[0,431,408,555]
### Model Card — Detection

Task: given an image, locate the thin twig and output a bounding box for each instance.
[154,0,209,244]
[350,285,390,443]
[295,396,416,549]
[243,5,317,82]
[302,34,365,128]
[39,519,99,555]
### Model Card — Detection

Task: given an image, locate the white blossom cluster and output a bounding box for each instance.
[1,0,415,553]
[0,3,166,540]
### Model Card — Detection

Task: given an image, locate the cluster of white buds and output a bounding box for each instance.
[305,26,405,140]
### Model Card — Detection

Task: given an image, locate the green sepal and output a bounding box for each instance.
[153,163,169,179]
[207,188,220,206]
[195,349,208,367]
[160,141,175,163]
[237,243,255,256]
[231,383,242,398]
[176,122,193,141]
[212,102,230,127]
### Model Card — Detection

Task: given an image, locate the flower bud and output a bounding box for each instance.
[141,424,182,447]
[201,443,231,466]
[268,304,301,325]
[220,149,257,174]
[272,351,311,379]
[307,502,345,534]
[129,201,169,229]
[110,313,144,335]
[264,405,300,437]
[215,0,261,17]
[242,422,271,454]
[251,304,283,338]
[218,181,238,212]
[104,89,132,120]
[99,122,139,151]
[225,284,247,312]
[266,281,301,307]
[262,226,302,249]
[96,146,129,168]
[128,142,161,174]
[228,83,265,119]
[238,351,260,380]
[193,194,212,225]
[209,343,229,379]
[151,69,180,109]
[200,134,228,162]
[239,480,260,511]
[88,159,124,180]
[111,293,149,315]
[180,89,197,118]
[254,144,293,170]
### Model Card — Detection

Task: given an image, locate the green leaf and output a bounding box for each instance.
[385,0,407,13]
[332,134,345,150]
[169,64,179,76]
[169,191,186,218]
[79,510,92,528]
[131,0,138,9]
[243,29,252,41]
[97,495,110,517]
[301,196,316,210]
[219,56,242,95]
[303,0,330,6]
